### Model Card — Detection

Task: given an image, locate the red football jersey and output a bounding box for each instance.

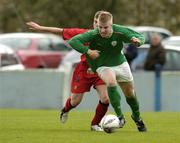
[62,28,105,92]
[62,28,88,40]
[62,28,89,62]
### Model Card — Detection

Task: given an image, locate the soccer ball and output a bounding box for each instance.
[100,114,120,133]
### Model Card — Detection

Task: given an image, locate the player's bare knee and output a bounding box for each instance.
[125,89,135,98]
[71,99,80,106]
[70,99,77,106]
[71,93,83,106]
[100,96,109,104]
[106,79,117,86]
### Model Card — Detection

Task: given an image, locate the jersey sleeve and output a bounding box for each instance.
[68,29,95,54]
[115,25,145,45]
[62,28,88,40]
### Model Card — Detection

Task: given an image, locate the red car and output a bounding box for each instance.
[0,33,71,69]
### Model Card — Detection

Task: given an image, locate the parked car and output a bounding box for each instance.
[162,36,180,47]
[131,26,173,44]
[131,44,180,71]
[0,44,24,70]
[0,33,72,69]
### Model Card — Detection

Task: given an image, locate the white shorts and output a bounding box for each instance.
[96,62,133,82]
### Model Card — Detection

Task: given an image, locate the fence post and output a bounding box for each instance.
[154,64,162,111]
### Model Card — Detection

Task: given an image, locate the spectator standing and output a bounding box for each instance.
[144,33,166,71]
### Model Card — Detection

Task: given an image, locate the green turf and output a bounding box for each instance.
[0,109,180,143]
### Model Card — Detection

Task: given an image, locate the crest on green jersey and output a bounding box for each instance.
[111,41,117,46]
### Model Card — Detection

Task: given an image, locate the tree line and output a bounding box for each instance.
[0,0,179,34]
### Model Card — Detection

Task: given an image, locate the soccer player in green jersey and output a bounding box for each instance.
[68,11,147,132]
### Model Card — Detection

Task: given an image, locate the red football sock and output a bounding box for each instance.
[91,101,109,125]
[62,97,76,112]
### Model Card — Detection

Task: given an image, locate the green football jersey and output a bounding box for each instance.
[68,24,145,72]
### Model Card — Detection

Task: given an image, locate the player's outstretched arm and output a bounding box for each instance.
[26,21,63,35]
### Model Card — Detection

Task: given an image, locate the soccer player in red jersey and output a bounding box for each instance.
[26,11,109,131]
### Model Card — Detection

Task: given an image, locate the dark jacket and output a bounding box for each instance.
[124,44,138,65]
[144,44,166,71]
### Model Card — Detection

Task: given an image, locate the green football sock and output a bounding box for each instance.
[126,95,140,120]
[107,86,123,118]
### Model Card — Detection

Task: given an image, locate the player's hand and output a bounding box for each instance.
[87,49,100,59]
[26,21,42,31]
[130,37,141,46]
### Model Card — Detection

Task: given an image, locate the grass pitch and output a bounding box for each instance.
[0,109,180,143]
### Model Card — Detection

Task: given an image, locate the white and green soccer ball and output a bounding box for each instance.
[100,114,120,133]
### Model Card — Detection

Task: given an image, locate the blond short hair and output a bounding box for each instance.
[94,11,102,19]
[98,11,113,23]
[94,10,108,19]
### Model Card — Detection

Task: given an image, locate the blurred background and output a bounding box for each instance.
[0,0,180,112]
[0,0,180,34]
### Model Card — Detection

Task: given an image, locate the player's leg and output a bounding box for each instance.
[60,63,87,123]
[97,67,124,124]
[119,81,147,132]
[119,81,140,120]
[116,62,147,131]
[79,68,109,131]
[60,93,84,123]
[61,93,84,112]
[91,84,109,131]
